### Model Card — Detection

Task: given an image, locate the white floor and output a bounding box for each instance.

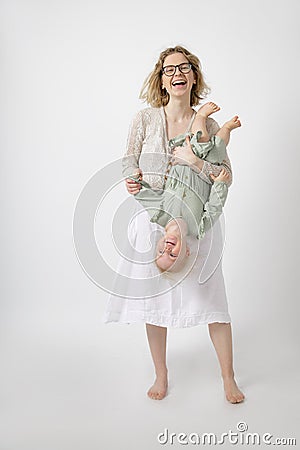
[1,301,299,450]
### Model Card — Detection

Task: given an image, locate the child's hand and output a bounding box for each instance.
[210,168,230,184]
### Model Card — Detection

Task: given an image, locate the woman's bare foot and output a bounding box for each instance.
[198,101,221,118]
[147,372,168,400]
[223,115,241,131]
[223,376,245,403]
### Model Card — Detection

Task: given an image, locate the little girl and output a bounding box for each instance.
[129,102,241,272]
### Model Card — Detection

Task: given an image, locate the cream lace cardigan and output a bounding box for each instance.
[122,106,232,190]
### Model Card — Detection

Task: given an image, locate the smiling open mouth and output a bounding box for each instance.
[172,80,187,87]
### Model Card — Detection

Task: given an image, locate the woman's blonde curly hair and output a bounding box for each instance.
[139,45,210,107]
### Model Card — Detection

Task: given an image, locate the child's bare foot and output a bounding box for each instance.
[223,376,245,403]
[192,102,220,142]
[147,372,168,400]
[223,115,241,131]
[198,102,220,118]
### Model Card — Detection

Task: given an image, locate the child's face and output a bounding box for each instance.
[156,233,190,272]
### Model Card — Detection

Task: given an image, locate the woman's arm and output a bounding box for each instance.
[122,109,145,177]
[122,110,145,194]
[192,151,233,187]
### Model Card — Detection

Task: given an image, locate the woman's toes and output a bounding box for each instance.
[147,389,154,399]
[223,378,245,404]
[226,394,235,403]
[234,393,244,403]
[147,375,168,400]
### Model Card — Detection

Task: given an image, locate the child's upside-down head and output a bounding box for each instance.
[155,218,190,273]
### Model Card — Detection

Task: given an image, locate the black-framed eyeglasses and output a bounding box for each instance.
[162,62,193,77]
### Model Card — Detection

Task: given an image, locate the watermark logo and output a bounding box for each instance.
[157,422,297,446]
[72,156,226,299]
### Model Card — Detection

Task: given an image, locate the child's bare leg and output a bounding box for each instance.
[193,102,220,142]
[145,324,168,400]
[216,116,241,146]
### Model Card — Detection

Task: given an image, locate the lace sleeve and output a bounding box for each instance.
[197,117,233,187]
[122,110,145,178]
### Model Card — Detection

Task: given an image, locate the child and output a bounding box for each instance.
[129,102,241,272]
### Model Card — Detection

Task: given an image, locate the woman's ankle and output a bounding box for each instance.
[222,371,235,381]
[155,368,168,377]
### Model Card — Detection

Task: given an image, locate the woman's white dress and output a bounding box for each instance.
[102,107,232,328]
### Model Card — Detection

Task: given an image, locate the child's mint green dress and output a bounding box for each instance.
[132,131,229,239]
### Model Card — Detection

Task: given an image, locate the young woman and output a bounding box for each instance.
[103,45,245,404]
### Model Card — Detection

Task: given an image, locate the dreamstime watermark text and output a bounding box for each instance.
[157,422,296,446]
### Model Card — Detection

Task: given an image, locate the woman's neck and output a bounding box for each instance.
[163,97,194,123]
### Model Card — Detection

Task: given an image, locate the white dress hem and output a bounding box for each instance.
[102,311,231,328]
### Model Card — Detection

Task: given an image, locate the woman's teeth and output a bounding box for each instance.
[172,81,186,86]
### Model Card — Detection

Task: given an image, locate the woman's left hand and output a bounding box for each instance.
[172,136,198,167]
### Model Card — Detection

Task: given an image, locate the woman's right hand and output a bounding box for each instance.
[125,169,143,195]
[172,136,198,167]
[210,168,230,184]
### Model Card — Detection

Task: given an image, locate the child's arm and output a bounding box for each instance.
[197,169,230,240]
[132,183,164,222]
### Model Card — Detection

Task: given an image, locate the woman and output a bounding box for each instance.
[103,45,245,403]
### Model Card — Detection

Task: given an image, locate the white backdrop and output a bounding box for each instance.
[1,1,299,449]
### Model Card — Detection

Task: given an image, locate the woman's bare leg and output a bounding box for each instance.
[208,322,245,403]
[145,323,168,400]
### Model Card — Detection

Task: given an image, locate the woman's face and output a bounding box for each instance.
[161,52,196,101]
